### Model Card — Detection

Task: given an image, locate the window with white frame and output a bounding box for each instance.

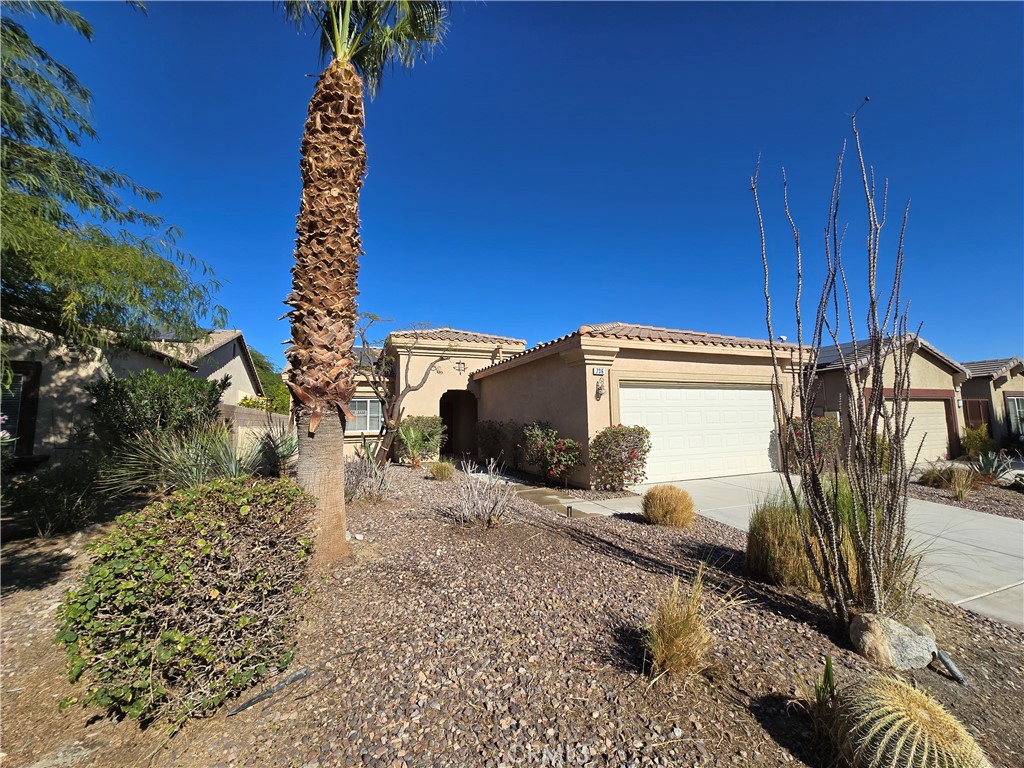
[349,398,384,433]
[1008,397,1024,438]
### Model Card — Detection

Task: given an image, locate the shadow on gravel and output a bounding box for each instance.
[607,623,649,676]
[749,694,825,767]
[0,541,73,596]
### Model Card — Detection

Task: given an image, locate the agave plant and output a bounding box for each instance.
[972,451,1014,484]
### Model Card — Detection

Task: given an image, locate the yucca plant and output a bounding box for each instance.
[99,424,259,496]
[832,675,992,768]
[280,0,447,563]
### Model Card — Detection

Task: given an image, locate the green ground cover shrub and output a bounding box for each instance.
[57,477,315,729]
[589,425,652,490]
[522,422,582,483]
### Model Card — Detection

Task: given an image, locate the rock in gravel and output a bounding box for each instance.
[849,613,937,670]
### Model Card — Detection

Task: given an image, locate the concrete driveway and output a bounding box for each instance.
[563,473,1024,628]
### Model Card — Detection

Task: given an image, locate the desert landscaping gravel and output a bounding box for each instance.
[2,467,1022,768]
[908,481,1024,520]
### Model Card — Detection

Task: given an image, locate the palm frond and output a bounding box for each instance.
[280,1,447,97]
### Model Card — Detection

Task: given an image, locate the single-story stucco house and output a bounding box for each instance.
[813,337,970,463]
[342,328,526,456]
[960,357,1024,446]
[1,322,264,464]
[471,323,800,487]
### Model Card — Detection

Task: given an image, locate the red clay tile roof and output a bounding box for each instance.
[580,322,795,350]
[473,322,793,377]
[388,327,525,346]
[961,357,1024,379]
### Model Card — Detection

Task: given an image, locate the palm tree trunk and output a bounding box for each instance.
[285,60,367,564]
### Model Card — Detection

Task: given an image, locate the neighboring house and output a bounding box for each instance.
[813,337,970,462]
[343,329,527,456]
[960,357,1024,446]
[472,323,799,487]
[1,322,263,463]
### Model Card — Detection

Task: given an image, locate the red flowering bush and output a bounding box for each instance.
[788,416,842,466]
[590,425,652,490]
[521,422,582,484]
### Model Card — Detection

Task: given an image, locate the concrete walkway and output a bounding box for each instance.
[553,473,1024,628]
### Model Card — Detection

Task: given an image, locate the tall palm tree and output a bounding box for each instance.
[282,1,446,563]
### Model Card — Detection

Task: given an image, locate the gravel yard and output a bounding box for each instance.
[909,480,1024,520]
[3,467,1022,768]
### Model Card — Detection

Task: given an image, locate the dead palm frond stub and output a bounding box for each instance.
[753,105,922,628]
[280,1,447,562]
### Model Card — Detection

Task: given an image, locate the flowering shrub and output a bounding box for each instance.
[590,425,652,490]
[522,422,582,484]
[238,395,273,411]
[788,416,842,466]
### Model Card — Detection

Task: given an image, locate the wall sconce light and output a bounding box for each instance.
[595,377,606,400]
[957,399,963,408]
[453,361,467,374]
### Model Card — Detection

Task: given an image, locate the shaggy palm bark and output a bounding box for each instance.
[285,61,366,563]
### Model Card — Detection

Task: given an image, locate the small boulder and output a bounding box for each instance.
[849,613,936,670]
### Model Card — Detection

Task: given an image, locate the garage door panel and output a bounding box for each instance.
[620,385,777,482]
[904,400,949,462]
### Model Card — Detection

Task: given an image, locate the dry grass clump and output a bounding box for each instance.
[948,467,978,501]
[832,675,992,768]
[643,562,744,680]
[642,485,695,528]
[429,459,455,481]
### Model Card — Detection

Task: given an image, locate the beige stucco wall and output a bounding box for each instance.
[475,349,590,484]
[193,342,260,405]
[962,370,1024,444]
[812,346,964,455]
[475,335,796,487]
[3,323,263,462]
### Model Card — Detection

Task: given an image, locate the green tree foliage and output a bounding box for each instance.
[85,368,230,446]
[248,348,290,414]
[0,1,226,352]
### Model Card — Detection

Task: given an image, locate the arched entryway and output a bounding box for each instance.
[439,390,478,459]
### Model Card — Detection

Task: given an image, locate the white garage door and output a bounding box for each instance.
[905,400,950,462]
[619,385,778,482]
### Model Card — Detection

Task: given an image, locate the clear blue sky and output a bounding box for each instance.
[27,1,1024,369]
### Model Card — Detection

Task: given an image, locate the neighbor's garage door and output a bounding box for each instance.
[905,400,950,462]
[619,385,777,482]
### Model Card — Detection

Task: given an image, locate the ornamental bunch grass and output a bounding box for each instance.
[98,423,260,496]
[832,675,993,768]
[643,562,744,680]
[642,485,695,528]
[429,459,455,481]
[747,485,863,596]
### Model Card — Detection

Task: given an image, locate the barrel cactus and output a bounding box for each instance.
[832,675,992,768]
